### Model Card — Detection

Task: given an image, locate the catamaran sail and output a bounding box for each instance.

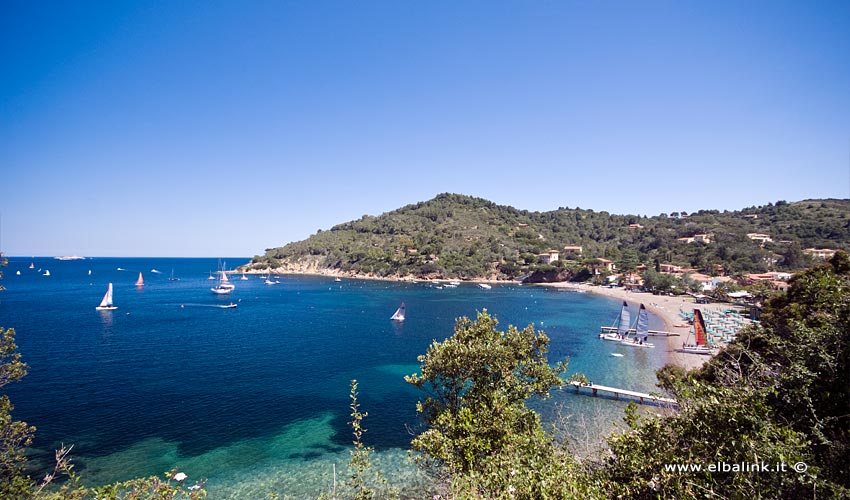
[682,309,715,355]
[619,304,655,348]
[136,272,144,286]
[96,283,117,310]
[600,301,630,341]
[390,302,406,321]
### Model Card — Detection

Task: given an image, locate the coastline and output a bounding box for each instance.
[245,264,709,371]
[539,282,710,371]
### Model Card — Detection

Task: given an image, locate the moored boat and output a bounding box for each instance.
[600,301,630,341]
[681,309,717,355]
[618,304,654,348]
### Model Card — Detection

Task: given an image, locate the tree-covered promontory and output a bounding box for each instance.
[244,194,850,280]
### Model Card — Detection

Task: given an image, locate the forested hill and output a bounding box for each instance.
[243,194,850,280]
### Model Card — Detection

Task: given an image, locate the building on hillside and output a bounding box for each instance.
[659,263,682,274]
[678,233,712,244]
[563,245,583,256]
[687,273,734,292]
[628,223,644,229]
[538,250,560,265]
[589,258,616,274]
[803,248,837,260]
[747,233,773,246]
[621,272,644,288]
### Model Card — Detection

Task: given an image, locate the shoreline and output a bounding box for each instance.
[538,282,710,371]
[245,265,710,371]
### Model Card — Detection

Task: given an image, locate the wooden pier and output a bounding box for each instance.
[599,326,680,337]
[569,381,678,407]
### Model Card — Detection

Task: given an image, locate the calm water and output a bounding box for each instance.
[0,257,670,498]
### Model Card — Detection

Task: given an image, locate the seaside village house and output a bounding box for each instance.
[562,245,583,259]
[804,248,838,260]
[745,272,793,291]
[538,250,560,264]
[677,233,713,244]
[589,258,616,275]
[747,233,774,246]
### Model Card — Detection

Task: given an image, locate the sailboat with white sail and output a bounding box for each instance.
[600,301,631,341]
[619,304,654,348]
[211,261,235,294]
[135,272,144,287]
[681,309,716,355]
[95,283,118,311]
[390,302,406,321]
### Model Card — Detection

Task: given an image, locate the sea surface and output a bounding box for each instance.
[0,257,671,498]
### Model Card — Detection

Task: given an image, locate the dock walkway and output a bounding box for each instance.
[599,326,680,337]
[569,381,678,407]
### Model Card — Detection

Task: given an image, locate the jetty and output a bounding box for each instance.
[569,381,678,407]
[599,326,680,337]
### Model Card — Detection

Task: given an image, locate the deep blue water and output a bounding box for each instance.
[0,257,670,498]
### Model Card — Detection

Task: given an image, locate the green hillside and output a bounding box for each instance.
[244,194,850,280]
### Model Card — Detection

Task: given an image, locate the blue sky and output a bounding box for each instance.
[1,1,848,257]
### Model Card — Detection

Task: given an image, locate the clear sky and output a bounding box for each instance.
[1,1,848,257]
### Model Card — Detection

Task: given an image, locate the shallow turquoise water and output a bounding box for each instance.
[1,257,670,498]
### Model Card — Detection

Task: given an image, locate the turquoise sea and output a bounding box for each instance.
[0,257,671,498]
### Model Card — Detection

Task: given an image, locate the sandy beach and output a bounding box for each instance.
[540,282,711,371]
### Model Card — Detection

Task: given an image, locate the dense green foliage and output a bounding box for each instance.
[247,194,850,280]
[405,311,600,498]
[596,252,850,498]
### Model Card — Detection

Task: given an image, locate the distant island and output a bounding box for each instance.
[240,193,850,284]
[53,255,86,261]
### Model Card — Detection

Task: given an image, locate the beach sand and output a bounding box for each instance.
[541,282,710,371]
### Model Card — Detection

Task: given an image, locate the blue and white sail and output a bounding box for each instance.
[620,303,654,348]
[635,304,650,344]
[617,301,631,338]
[600,301,630,341]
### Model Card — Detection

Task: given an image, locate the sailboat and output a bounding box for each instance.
[168,269,179,281]
[29,262,34,269]
[95,283,118,311]
[390,302,406,321]
[240,273,248,281]
[218,265,235,290]
[135,272,144,287]
[619,304,654,348]
[211,268,234,294]
[681,309,716,355]
[43,269,50,276]
[600,301,631,341]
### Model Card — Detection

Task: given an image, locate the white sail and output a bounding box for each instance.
[96,283,117,310]
[635,304,650,343]
[619,304,654,348]
[600,301,630,341]
[390,302,406,321]
[617,301,631,337]
[136,272,144,286]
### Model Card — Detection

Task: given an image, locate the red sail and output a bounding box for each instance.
[693,309,707,346]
